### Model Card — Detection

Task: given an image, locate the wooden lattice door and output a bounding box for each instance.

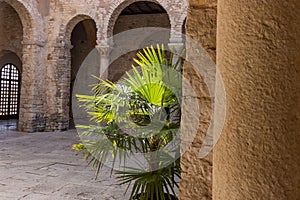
[0,64,20,119]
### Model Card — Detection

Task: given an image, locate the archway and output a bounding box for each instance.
[69,19,97,128]
[109,1,171,82]
[0,2,25,130]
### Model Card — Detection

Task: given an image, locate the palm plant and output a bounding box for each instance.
[73,44,183,200]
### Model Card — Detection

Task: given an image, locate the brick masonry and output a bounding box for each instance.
[0,0,188,132]
[0,1,217,199]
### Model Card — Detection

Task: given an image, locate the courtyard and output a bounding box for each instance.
[0,0,299,199]
[0,127,129,200]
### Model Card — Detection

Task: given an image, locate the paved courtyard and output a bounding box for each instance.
[0,128,130,200]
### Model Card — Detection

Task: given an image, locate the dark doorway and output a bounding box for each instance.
[69,19,97,129]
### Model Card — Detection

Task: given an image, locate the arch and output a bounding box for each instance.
[62,15,97,129]
[44,14,97,131]
[64,14,96,45]
[1,0,34,42]
[63,15,97,82]
[108,1,171,82]
[70,18,97,80]
[0,1,45,132]
[105,0,173,39]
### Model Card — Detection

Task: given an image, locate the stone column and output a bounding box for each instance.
[179,3,217,198]
[97,44,111,80]
[19,41,47,132]
[57,40,72,131]
[168,37,184,69]
[45,37,71,131]
[214,0,300,199]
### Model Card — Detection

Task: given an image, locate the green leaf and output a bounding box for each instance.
[75,44,184,200]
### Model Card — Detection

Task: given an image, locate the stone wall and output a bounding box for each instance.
[43,0,187,131]
[0,0,49,132]
[0,0,187,132]
[179,1,217,199]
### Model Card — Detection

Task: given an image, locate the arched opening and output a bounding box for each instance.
[0,64,21,119]
[69,19,97,128]
[109,1,171,82]
[0,2,24,130]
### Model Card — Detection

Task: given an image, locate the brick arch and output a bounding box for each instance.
[63,14,96,45]
[58,14,98,130]
[0,1,41,132]
[2,0,34,42]
[105,0,174,39]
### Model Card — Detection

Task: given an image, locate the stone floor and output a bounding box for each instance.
[0,128,130,200]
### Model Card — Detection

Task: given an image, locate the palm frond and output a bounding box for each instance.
[74,44,184,200]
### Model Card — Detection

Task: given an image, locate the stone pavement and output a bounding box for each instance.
[0,129,130,200]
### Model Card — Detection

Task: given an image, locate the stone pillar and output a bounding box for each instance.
[168,38,184,69]
[97,44,111,80]
[57,40,72,131]
[179,2,217,199]
[214,0,300,199]
[45,37,71,131]
[19,41,46,132]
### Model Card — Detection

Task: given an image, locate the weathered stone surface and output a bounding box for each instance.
[179,2,217,200]
[214,0,300,199]
[0,130,130,199]
[0,0,188,132]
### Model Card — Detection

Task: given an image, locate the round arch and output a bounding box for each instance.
[64,14,96,45]
[1,0,34,42]
[105,0,174,39]
[0,1,45,132]
[62,14,97,129]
